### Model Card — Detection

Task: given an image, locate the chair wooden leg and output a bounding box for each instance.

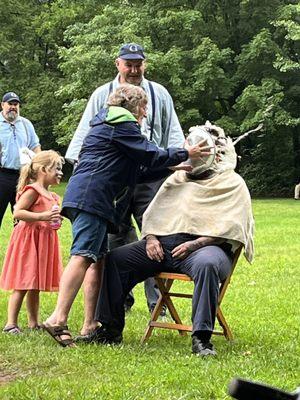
[155,278,187,336]
[141,295,164,343]
[216,306,233,340]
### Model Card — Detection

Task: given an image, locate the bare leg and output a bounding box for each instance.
[6,290,27,327]
[26,290,40,328]
[45,255,92,328]
[80,259,104,335]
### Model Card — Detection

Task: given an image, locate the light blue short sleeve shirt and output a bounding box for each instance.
[0,113,40,170]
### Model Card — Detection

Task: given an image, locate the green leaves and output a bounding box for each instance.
[1,0,299,194]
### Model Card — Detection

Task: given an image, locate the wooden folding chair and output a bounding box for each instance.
[141,246,242,343]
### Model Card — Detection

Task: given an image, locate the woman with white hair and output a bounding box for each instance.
[43,84,210,347]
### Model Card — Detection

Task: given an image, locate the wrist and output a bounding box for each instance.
[146,234,157,241]
[194,238,204,249]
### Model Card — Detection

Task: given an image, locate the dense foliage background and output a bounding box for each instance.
[0,0,299,195]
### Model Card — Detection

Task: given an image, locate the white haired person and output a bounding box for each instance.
[43,84,211,347]
[89,122,254,356]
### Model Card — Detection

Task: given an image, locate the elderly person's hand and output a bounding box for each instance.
[171,240,199,260]
[145,235,164,262]
[184,139,213,160]
[172,236,224,260]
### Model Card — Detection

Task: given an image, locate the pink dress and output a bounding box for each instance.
[0,184,63,291]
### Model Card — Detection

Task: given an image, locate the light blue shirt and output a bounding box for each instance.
[0,113,40,170]
[65,75,185,163]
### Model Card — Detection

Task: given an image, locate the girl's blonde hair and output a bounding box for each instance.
[17,150,64,192]
[107,84,148,119]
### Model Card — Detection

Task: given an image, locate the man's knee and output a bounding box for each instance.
[190,247,232,282]
[193,260,219,281]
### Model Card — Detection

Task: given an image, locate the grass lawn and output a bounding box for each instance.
[0,187,299,399]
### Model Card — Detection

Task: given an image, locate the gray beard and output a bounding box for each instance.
[5,111,18,122]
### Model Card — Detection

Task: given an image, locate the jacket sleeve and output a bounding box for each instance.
[112,122,188,169]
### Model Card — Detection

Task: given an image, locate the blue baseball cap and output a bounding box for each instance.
[118,43,146,60]
[2,92,20,103]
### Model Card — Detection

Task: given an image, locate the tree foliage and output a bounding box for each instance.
[0,0,299,195]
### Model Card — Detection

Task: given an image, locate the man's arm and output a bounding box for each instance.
[171,237,225,260]
[160,86,185,148]
[33,145,41,153]
[24,118,41,152]
[65,83,111,163]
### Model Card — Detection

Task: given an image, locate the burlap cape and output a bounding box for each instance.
[141,170,254,263]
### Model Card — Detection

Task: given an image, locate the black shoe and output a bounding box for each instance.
[192,336,216,356]
[74,326,122,345]
[124,303,132,313]
[150,304,167,318]
[124,293,134,313]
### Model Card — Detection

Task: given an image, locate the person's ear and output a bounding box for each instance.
[115,58,120,69]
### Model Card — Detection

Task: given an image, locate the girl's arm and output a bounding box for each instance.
[13,189,60,223]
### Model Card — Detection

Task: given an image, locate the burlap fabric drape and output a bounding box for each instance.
[141,170,254,263]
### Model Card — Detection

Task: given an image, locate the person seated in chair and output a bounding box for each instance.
[81,122,254,356]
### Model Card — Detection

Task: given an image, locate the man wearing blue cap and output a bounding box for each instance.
[0,92,41,228]
[66,43,185,340]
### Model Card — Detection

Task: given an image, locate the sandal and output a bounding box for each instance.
[44,324,75,348]
[3,325,22,334]
[28,324,45,331]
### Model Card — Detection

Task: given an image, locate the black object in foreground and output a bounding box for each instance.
[228,378,300,400]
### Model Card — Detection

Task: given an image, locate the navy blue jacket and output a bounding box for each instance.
[62,107,188,225]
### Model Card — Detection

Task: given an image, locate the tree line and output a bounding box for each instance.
[1,0,299,195]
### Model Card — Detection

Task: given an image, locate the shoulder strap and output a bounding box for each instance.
[105,81,114,106]
[148,81,155,141]
[108,81,113,95]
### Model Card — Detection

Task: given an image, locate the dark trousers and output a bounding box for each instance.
[108,177,168,309]
[96,234,233,334]
[0,169,19,227]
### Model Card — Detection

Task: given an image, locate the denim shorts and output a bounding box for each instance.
[66,207,108,262]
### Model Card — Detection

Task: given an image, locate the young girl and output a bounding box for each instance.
[0,150,64,333]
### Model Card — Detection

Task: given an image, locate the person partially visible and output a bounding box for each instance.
[294,180,300,200]
[0,151,64,334]
[66,43,185,331]
[43,84,210,347]
[0,92,41,228]
[87,123,254,356]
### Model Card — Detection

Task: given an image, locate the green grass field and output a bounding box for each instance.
[0,188,299,399]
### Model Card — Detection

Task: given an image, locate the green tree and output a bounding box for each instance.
[1,0,298,195]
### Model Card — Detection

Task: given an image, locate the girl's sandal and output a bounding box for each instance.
[3,325,22,335]
[28,324,45,331]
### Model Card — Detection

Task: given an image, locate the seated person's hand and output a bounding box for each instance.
[172,236,224,260]
[171,240,199,260]
[145,235,165,262]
